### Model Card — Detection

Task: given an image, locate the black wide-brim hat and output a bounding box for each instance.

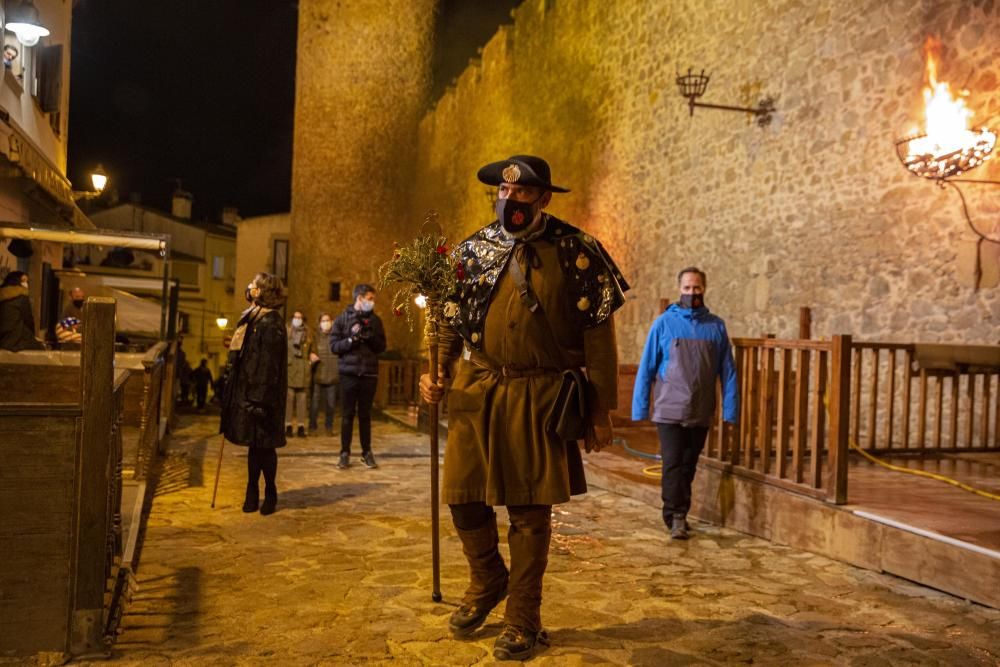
[476,154,570,193]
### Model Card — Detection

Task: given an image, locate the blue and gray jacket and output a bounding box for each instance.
[631,303,739,426]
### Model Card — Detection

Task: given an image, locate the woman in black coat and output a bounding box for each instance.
[220,272,288,515]
[0,271,44,351]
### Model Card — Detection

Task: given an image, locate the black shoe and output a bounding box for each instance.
[670,515,689,540]
[362,451,378,469]
[297,425,307,438]
[285,425,294,437]
[493,624,548,661]
[260,489,277,515]
[337,452,350,469]
[242,484,259,513]
[449,578,508,638]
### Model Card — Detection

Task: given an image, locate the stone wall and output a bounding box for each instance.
[413,0,1000,363]
[290,0,437,354]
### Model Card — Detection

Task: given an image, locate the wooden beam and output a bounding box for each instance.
[827,335,851,504]
[70,298,116,655]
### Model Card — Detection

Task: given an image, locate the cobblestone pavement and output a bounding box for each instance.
[78,414,1000,666]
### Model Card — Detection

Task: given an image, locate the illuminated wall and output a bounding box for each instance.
[290,0,437,354]
[414,0,1000,360]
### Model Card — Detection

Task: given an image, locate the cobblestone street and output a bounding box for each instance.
[82,414,1000,666]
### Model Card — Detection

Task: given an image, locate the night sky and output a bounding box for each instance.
[67,1,520,222]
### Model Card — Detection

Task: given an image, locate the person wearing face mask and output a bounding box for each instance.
[62,286,87,321]
[330,284,386,469]
[631,267,739,540]
[219,273,288,515]
[309,312,339,436]
[286,310,320,438]
[0,271,45,351]
[418,155,628,660]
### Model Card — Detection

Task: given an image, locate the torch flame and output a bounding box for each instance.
[904,37,995,178]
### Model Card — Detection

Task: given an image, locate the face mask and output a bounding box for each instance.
[20,280,28,289]
[292,317,303,328]
[244,284,255,303]
[72,299,85,308]
[496,195,542,235]
[320,321,332,333]
[679,293,704,309]
[358,299,375,313]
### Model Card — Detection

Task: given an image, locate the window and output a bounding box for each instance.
[272,239,288,282]
[212,256,225,279]
[328,282,341,302]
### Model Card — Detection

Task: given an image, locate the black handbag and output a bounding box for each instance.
[548,368,590,441]
[509,252,591,443]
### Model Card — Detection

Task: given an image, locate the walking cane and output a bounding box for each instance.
[210,434,226,508]
[428,323,442,602]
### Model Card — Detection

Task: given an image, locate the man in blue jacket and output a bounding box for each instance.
[632,267,738,539]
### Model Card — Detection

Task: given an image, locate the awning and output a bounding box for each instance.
[0,224,168,253]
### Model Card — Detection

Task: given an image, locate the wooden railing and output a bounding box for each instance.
[135,341,171,479]
[375,359,422,409]
[850,342,1000,453]
[704,335,852,504]
[0,299,135,657]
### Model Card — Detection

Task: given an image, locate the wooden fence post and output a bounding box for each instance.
[827,334,852,504]
[71,298,116,654]
[799,307,812,340]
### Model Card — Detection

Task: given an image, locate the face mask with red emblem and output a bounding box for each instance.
[496,195,543,235]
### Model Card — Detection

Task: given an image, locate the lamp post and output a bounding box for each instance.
[6,0,49,47]
[215,314,229,330]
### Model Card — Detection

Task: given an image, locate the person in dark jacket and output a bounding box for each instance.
[330,283,386,469]
[220,272,288,516]
[632,266,738,539]
[191,359,214,410]
[286,310,318,437]
[309,311,339,435]
[0,271,44,351]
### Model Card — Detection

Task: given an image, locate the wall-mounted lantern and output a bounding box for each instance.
[5,0,49,47]
[215,315,229,330]
[676,68,776,128]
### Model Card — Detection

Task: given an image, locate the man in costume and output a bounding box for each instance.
[420,155,628,660]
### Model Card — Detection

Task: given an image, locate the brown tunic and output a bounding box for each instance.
[440,238,619,507]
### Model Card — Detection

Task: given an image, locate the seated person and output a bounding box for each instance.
[0,271,44,351]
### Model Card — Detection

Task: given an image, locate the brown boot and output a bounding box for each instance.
[503,505,552,636]
[449,516,509,637]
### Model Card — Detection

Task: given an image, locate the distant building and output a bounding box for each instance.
[232,212,290,317]
[87,202,236,375]
[0,1,93,334]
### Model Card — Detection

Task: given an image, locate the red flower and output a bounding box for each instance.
[456,262,466,280]
[512,210,525,226]
[393,307,403,317]
[436,244,449,254]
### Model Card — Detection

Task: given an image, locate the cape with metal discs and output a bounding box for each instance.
[448,215,629,350]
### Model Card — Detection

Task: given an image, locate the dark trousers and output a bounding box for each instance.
[340,374,377,454]
[309,382,338,431]
[195,385,208,409]
[247,447,278,492]
[658,423,709,523]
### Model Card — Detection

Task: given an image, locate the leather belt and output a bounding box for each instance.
[468,350,561,378]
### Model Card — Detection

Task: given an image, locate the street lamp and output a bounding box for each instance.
[91,164,108,193]
[5,0,50,47]
[215,314,229,330]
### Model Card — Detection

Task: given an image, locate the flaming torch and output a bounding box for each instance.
[895,37,1000,289]
[896,37,996,179]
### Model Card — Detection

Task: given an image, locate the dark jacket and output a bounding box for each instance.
[0,285,44,352]
[632,303,738,427]
[330,306,386,376]
[313,329,339,385]
[220,307,288,448]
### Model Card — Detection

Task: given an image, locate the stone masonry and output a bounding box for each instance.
[412,0,1000,363]
[290,0,437,354]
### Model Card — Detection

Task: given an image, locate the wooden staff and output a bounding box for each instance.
[210,434,226,508]
[428,320,442,602]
